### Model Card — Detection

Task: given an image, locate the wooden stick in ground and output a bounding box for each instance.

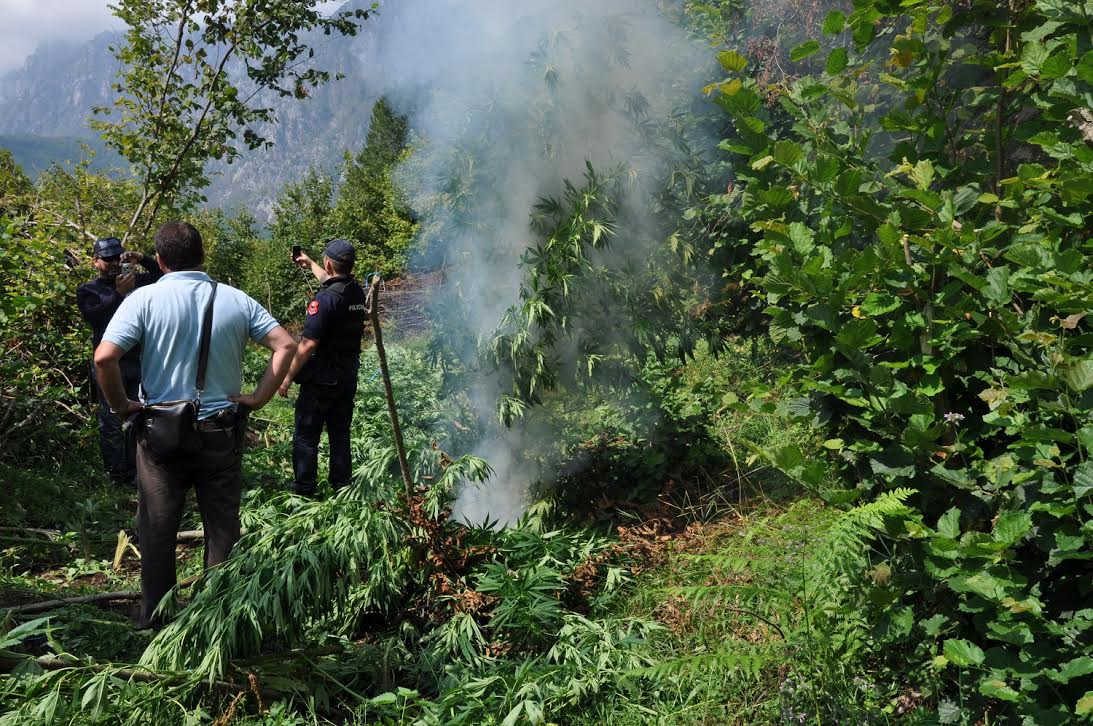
[368,276,413,498]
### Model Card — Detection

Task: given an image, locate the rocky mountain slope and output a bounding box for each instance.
[0,4,380,217]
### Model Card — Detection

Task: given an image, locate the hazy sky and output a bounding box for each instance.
[0,0,122,75]
[0,0,347,76]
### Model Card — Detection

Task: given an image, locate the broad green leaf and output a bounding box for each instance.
[993,510,1031,546]
[921,614,948,636]
[987,620,1033,645]
[773,140,803,166]
[719,86,761,113]
[1063,359,1093,392]
[1078,427,1093,456]
[1053,656,1093,684]
[751,155,774,171]
[860,293,901,316]
[979,678,1020,702]
[943,638,985,667]
[1078,50,1093,83]
[1077,692,1093,716]
[937,508,961,539]
[822,10,846,34]
[718,50,748,72]
[790,40,821,62]
[834,169,862,195]
[853,20,876,47]
[909,159,935,190]
[788,222,815,254]
[369,693,398,705]
[1074,461,1093,498]
[826,47,849,75]
[836,319,883,350]
[719,78,743,96]
[984,267,1010,305]
[1039,52,1072,79]
[1021,41,1051,74]
[741,116,766,134]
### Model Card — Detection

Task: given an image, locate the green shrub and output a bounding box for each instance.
[0,217,96,461]
[704,0,1093,719]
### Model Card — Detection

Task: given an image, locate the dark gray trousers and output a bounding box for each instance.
[135,425,243,628]
[92,364,139,483]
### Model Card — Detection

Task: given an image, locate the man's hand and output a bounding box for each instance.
[278,379,293,398]
[116,272,136,296]
[235,326,297,411]
[119,400,143,418]
[229,392,266,411]
[293,252,313,270]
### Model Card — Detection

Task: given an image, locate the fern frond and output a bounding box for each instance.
[805,487,916,611]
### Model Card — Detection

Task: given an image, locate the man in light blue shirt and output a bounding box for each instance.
[94,221,296,628]
[102,267,281,418]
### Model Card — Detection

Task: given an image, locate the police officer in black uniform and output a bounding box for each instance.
[279,239,369,496]
[76,237,163,485]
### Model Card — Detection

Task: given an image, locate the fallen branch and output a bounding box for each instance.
[0,536,72,548]
[1,591,140,615]
[176,529,247,543]
[0,527,62,539]
[0,527,234,546]
[8,575,204,618]
[21,655,240,691]
[4,648,344,695]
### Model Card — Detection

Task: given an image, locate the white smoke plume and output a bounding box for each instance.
[363,0,714,524]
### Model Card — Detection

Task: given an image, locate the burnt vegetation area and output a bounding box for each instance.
[2,0,1092,724]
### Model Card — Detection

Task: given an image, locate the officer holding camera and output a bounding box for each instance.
[76,237,162,486]
[279,239,369,496]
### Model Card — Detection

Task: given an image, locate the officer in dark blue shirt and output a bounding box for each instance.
[279,239,369,496]
[76,237,163,485]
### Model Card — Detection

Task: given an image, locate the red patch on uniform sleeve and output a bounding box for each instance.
[307,300,320,316]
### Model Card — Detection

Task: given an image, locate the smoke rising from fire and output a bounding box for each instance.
[365,0,714,524]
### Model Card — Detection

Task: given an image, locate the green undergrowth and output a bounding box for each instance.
[0,336,905,725]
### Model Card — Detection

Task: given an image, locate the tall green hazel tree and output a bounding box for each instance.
[93,0,372,244]
[701,0,1093,720]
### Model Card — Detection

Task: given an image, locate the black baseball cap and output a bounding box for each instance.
[93,237,125,258]
[322,238,356,264]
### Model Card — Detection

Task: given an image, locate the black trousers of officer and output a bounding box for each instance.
[92,363,139,484]
[292,379,357,494]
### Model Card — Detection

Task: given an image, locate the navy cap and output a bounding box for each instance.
[93,237,125,258]
[322,238,356,263]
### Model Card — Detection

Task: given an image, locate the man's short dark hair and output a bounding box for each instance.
[154,221,204,271]
[328,257,353,275]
